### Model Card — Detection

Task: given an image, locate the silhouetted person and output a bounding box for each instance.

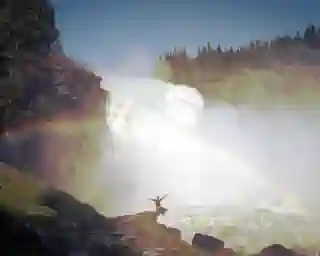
[149,194,168,216]
[150,194,167,208]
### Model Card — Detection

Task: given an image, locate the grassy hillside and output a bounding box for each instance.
[0,163,55,216]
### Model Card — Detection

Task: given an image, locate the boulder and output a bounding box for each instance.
[260,244,294,256]
[191,233,224,253]
[0,209,45,255]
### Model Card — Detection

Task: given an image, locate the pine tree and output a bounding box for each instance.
[202,46,207,54]
[197,46,201,57]
[295,28,301,39]
[173,46,177,54]
[249,40,255,50]
[216,44,222,53]
[303,24,317,47]
[181,47,187,57]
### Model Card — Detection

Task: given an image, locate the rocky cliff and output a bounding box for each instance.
[0,0,108,205]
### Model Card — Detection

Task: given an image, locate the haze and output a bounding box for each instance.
[51,0,320,219]
[99,77,320,220]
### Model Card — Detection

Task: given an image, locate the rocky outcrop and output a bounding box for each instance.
[111,210,193,255]
[192,233,224,254]
[0,163,315,255]
[0,0,108,204]
[260,244,295,256]
[0,162,130,255]
[0,162,185,255]
[0,209,46,256]
[0,0,59,131]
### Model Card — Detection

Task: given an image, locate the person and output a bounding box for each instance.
[149,194,168,216]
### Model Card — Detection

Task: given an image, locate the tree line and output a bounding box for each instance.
[153,24,320,105]
[161,24,320,60]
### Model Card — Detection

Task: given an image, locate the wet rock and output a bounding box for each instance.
[0,209,45,255]
[260,244,295,256]
[191,233,224,253]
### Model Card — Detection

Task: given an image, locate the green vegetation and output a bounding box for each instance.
[0,163,55,216]
[154,24,320,105]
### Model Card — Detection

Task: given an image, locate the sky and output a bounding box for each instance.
[52,0,320,77]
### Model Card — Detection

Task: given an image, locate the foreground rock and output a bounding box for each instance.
[0,163,193,255]
[1,163,318,255]
[0,209,46,256]
[260,244,295,256]
[0,0,107,203]
[192,233,224,253]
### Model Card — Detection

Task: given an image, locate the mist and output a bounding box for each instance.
[94,44,320,218]
[107,46,155,78]
[236,107,320,214]
[98,72,320,221]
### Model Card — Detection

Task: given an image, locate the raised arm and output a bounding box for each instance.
[160,194,168,201]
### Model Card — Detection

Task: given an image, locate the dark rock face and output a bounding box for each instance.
[0,209,45,256]
[0,0,57,53]
[0,188,136,255]
[0,0,58,145]
[260,244,295,256]
[0,0,58,113]
[168,227,181,240]
[39,189,115,231]
[0,0,108,198]
[191,233,224,253]
[0,184,312,256]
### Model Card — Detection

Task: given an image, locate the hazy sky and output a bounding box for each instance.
[52,0,320,76]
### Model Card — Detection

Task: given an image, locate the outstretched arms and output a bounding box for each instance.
[160,194,168,201]
[149,194,168,204]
